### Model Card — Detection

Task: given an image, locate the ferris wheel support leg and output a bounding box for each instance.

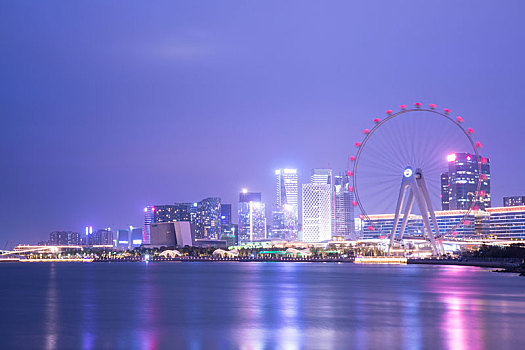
[416,173,444,255]
[408,185,438,255]
[398,191,415,241]
[388,184,409,255]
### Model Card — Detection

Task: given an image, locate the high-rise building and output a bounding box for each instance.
[130,226,143,247]
[116,229,130,249]
[195,197,221,240]
[310,168,333,185]
[272,169,299,241]
[238,190,266,242]
[440,153,491,210]
[302,169,333,242]
[275,169,299,208]
[154,203,194,223]
[143,206,155,244]
[334,173,355,239]
[150,199,220,240]
[88,228,114,246]
[440,173,450,210]
[220,204,232,225]
[504,196,525,207]
[48,231,81,246]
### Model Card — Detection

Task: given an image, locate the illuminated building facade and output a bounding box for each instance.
[272,169,299,241]
[88,228,114,245]
[151,200,220,240]
[362,214,423,239]
[48,231,81,246]
[334,173,355,239]
[504,196,525,207]
[143,206,155,244]
[487,206,525,239]
[363,210,490,239]
[154,203,193,223]
[238,190,266,242]
[440,173,450,210]
[302,169,332,242]
[440,153,491,211]
[130,226,143,247]
[117,229,130,249]
[195,197,221,240]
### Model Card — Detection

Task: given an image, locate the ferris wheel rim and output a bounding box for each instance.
[351,106,483,239]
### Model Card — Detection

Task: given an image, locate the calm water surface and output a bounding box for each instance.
[1,262,524,349]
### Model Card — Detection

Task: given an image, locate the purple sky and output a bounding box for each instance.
[1,1,525,244]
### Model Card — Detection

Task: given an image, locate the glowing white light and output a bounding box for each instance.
[447,154,456,162]
[275,170,280,175]
[242,188,248,194]
[404,168,413,178]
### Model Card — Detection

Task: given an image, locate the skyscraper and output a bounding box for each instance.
[195,197,221,240]
[130,226,143,247]
[154,203,193,223]
[272,169,299,241]
[334,173,355,239]
[238,190,266,242]
[302,169,333,242]
[116,229,130,249]
[88,228,114,246]
[143,206,155,244]
[151,200,220,240]
[48,231,81,246]
[440,173,450,210]
[440,153,491,210]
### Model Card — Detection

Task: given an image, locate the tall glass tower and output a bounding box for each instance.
[334,173,355,239]
[238,190,266,242]
[143,206,155,244]
[440,153,491,210]
[273,169,298,241]
[302,169,333,242]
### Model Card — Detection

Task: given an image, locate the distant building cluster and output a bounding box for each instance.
[41,152,525,248]
[140,167,355,247]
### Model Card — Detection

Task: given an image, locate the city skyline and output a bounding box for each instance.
[2,1,525,243]
[13,157,524,245]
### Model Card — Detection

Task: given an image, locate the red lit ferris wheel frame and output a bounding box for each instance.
[349,103,485,239]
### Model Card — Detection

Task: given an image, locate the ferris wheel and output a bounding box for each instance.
[349,103,484,255]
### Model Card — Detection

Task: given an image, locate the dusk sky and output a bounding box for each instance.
[1,1,524,244]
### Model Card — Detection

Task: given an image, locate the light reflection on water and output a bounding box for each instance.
[1,262,524,349]
[45,263,57,350]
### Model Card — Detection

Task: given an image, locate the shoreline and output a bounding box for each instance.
[2,257,524,274]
